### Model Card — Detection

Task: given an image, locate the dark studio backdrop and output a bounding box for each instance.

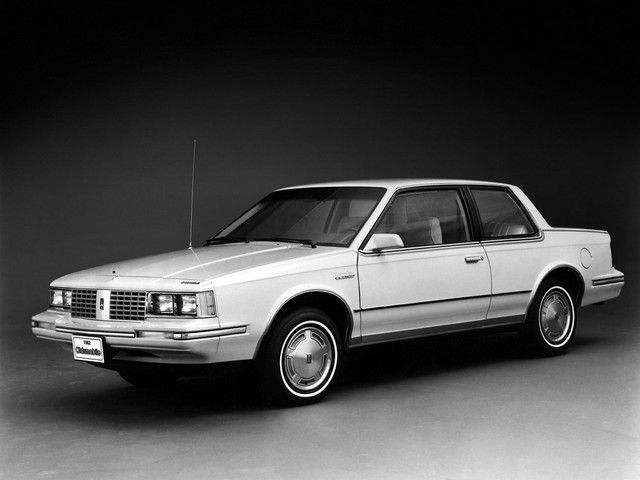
[1,2,639,345]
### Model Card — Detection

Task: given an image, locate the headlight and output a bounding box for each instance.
[50,289,72,309]
[151,294,175,314]
[178,294,197,315]
[63,290,72,308]
[146,292,214,317]
[50,289,63,307]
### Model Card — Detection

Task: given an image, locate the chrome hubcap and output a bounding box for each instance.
[539,290,572,344]
[282,326,333,391]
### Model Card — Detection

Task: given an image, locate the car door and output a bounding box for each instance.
[356,187,492,343]
[467,187,541,321]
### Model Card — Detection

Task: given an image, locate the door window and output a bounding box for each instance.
[470,188,535,238]
[373,190,470,247]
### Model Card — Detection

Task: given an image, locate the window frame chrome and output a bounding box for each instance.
[358,185,479,254]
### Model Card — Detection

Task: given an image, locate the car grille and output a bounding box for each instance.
[109,291,147,321]
[70,289,147,321]
[71,289,97,319]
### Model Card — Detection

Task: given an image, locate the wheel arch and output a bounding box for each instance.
[528,264,585,312]
[254,289,355,359]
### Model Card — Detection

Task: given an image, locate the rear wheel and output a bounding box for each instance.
[522,281,576,356]
[258,308,341,406]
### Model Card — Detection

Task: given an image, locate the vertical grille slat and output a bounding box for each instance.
[109,291,146,321]
[71,289,97,319]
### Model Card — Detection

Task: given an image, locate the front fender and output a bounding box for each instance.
[255,283,358,358]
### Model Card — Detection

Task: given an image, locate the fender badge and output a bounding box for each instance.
[335,273,355,281]
[181,281,200,285]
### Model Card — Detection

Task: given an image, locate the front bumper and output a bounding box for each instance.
[31,310,254,365]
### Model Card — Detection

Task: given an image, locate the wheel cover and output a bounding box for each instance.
[539,288,573,345]
[281,323,335,393]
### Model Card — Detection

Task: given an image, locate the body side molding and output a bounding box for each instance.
[352,315,524,346]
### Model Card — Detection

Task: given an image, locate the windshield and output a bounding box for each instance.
[213,187,386,247]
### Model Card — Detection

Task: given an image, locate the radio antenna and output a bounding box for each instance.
[188,139,197,249]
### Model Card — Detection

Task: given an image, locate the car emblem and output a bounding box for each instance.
[99,298,104,310]
[335,273,355,281]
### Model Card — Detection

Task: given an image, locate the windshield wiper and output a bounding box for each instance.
[204,236,251,246]
[252,237,317,248]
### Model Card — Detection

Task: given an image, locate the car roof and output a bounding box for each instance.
[277,179,514,191]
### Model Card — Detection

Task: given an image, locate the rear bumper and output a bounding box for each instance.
[31,310,255,365]
[582,269,625,306]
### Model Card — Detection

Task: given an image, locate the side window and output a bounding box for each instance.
[374,190,470,247]
[470,189,535,238]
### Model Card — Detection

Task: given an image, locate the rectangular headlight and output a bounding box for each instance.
[50,288,72,309]
[146,291,215,317]
[63,290,72,308]
[50,289,63,307]
[178,294,197,315]
[151,294,174,314]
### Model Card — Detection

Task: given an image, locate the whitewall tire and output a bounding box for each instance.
[259,308,341,406]
[523,281,576,356]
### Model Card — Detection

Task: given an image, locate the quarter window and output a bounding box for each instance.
[470,189,535,238]
[373,190,470,247]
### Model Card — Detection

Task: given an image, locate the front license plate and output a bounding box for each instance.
[72,336,105,363]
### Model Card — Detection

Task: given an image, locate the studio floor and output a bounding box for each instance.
[1,294,639,480]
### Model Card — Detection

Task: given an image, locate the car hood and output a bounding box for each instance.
[52,242,346,289]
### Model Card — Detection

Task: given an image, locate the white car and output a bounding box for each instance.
[32,179,624,405]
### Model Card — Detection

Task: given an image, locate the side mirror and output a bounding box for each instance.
[364,233,404,252]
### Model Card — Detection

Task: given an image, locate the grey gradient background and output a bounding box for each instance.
[1,2,639,479]
[2,3,639,326]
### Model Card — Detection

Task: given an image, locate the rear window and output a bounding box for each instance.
[470,189,535,238]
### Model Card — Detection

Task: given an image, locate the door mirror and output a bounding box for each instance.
[364,233,404,252]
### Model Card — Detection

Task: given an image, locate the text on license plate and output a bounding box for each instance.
[72,336,104,363]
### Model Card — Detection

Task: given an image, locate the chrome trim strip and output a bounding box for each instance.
[480,231,545,245]
[359,231,545,256]
[359,316,525,345]
[56,327,136,338]
[172,326,247,340]
[359,241,482,256]
[355,290,531,312]
[144,315,217,320]
[592,276,625,287]
[545,228,608,234]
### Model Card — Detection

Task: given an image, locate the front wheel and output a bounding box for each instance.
[522,283,576,356]
[258,308,341,406]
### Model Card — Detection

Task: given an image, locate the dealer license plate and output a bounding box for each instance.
[72,336,105,363]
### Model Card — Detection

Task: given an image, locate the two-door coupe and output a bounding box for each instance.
[32,179,624,405]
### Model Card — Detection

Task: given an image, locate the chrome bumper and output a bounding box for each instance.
[31,310,255,365]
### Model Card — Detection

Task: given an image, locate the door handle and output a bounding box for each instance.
[465,255,484,263]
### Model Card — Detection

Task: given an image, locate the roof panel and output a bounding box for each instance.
[277,179,513,190]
